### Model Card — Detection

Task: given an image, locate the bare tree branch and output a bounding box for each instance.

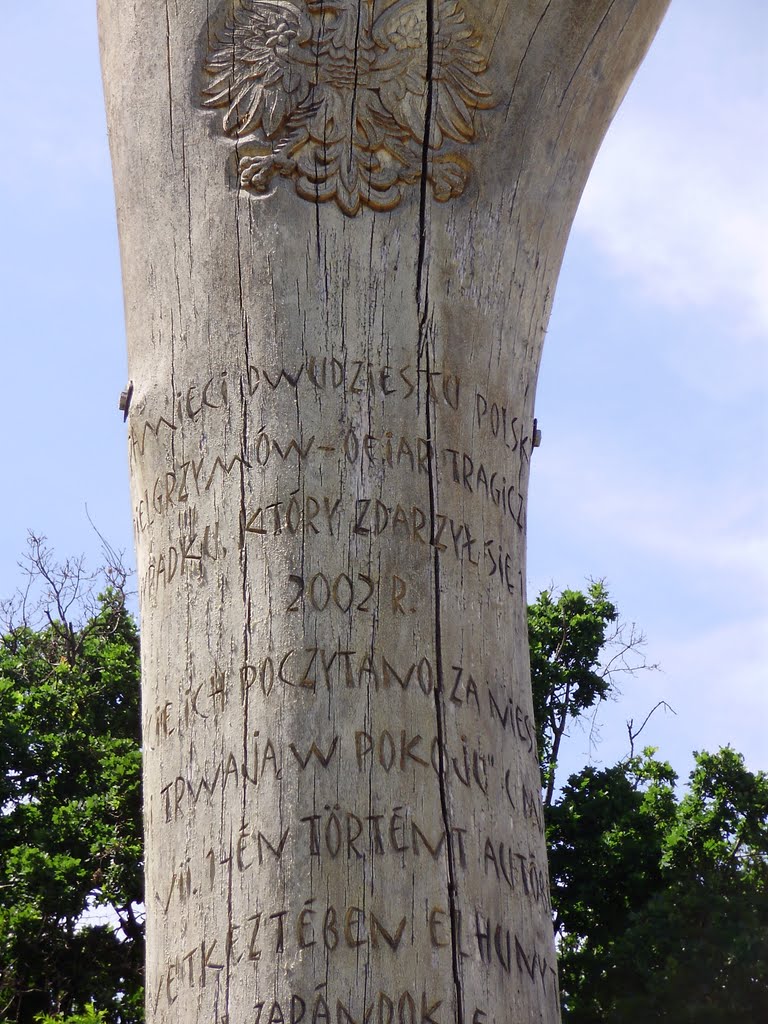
[627,701,677,757]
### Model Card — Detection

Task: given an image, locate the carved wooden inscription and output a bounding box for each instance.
[98,0,671,1020]
[134,337,555,1021]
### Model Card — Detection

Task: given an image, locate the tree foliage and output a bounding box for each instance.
[1,558,765,1022]
[0,538,143,1024]
[549,747,768,1022]
[530,585,768,1022]
[529,581,654,807]
[35,1008,108,1024]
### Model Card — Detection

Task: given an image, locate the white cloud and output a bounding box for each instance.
[659,615,767,709]
[534,441,768,591]
[563,615,768,780]
[574,0,768,347]
[531,3,768,782]
[576,103,768,339]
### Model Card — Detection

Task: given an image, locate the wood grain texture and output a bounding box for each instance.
[97,2,669,1020]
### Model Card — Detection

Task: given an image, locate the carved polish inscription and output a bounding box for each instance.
[130,362,531,463]
[154,729,532,825]
[134,431,526,532]
[144,656,537,758]
[202,0,496,215]
[139,335,550,1018]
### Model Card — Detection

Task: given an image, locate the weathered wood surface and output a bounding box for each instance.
[98,1,669,1020]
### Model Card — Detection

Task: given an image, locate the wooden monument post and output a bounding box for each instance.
[98,1,669,1020]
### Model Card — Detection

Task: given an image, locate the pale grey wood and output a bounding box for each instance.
[98,2,669,1021]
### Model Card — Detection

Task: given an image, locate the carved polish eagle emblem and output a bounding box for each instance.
[202,0,496,215]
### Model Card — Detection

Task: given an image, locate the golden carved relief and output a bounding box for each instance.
[202,0,496,215]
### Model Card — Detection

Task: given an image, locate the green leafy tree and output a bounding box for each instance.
[0,537,143,1024]
[608,747,768,1023]
[3,568,765,1022]
[528,581,654,806]
[529,585,768,1022]
[547,750,677,1019]
[35,1006,108,1024]
[548,747,768,1022]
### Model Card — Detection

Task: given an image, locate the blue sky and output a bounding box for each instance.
[1,1,765,786]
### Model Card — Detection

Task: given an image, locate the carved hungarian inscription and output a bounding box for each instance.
[202,0,496,214]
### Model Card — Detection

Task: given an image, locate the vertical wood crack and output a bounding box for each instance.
[164,0,175,154]
[417,4,464,1019]
[415,0,435,320]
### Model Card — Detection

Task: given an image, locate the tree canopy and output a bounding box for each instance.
[533,584,768,1021]
[1,551,765,1022]
[548,746,768,1021]
[0,539,143,1024]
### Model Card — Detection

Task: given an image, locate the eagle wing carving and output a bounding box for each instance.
[372,0,494,151]
[203,0,315,140]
